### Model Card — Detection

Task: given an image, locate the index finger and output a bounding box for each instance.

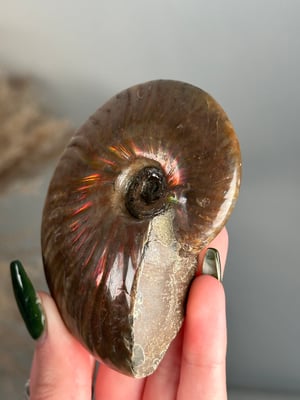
[198,227,229,278]
[177,228,228,400]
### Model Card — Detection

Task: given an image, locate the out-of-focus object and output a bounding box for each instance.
[0,71,72,192]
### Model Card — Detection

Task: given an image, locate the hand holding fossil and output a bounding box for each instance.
[19,229,228,400]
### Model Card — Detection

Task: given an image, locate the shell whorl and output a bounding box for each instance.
[41,80,241,377]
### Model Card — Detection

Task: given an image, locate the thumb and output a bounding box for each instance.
[30,292,95,400]
[10,260,94,400]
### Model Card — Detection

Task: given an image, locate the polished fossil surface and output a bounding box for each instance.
[41,80,241,377]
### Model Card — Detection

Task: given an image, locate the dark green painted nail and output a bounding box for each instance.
[202,248,222,281]
[10,260,45,340]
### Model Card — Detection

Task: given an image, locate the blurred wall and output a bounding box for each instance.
[1,0,300,394]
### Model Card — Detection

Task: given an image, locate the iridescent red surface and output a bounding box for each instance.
[41,80,241,377]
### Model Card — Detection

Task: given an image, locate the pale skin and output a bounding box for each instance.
[30,228,228,400]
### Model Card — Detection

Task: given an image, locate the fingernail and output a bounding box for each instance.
[10,260,45,340]
[202,248,222,281]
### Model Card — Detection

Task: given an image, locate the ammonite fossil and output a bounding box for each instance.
[41,80,241,377]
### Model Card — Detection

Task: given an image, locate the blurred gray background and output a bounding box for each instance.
[1,0,299,398]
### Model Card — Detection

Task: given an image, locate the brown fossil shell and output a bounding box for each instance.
[41,80,241,377]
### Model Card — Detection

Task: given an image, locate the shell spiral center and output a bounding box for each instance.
[125,165,169,219]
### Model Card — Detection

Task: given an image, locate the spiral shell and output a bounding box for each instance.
[41,80,241,377]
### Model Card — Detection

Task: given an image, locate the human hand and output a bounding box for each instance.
[11,228,228,400]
